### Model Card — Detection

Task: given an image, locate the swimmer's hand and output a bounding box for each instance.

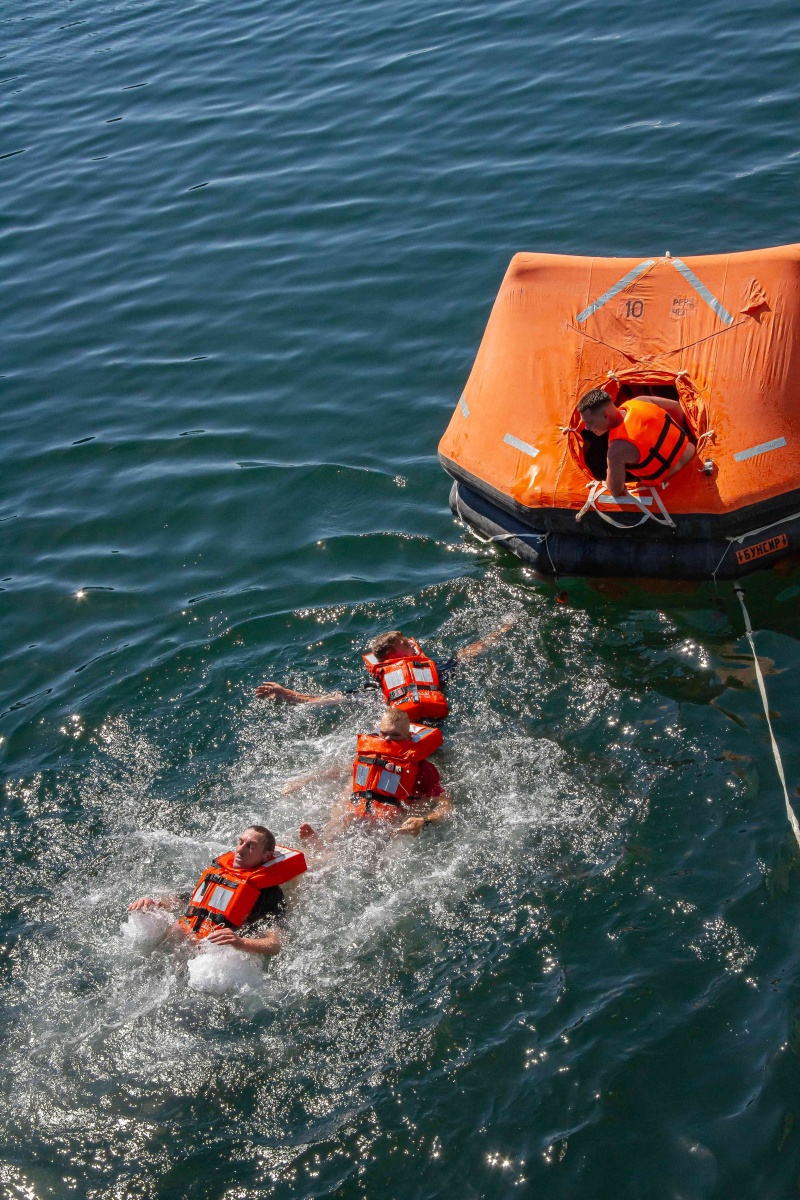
[298,822,319,841]
[396,817,427,836]
[206,927,282,956]
[127,896,169,912]
[205,927,242,949]
[283,762,345,793]
[255,682,300,701]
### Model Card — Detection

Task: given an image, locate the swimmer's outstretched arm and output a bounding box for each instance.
[395,791,453,837]
[283,761,349,794]
[455,621,515,662]
[128,894,182,912]
[255,682,351,706]
[205,926,282,957]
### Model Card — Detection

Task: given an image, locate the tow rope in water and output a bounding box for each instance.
[733,582,800,849]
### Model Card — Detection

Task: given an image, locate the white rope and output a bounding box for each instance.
[733,583,800,849]
[710,540,732,583]
[575,480,676,528]
[648,485,676,526]
[454,489,547,547]
[726,508,800,546]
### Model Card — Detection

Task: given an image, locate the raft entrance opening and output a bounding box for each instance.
[577,382,692,482]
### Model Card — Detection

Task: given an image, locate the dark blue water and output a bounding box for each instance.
[3,1,800,1196]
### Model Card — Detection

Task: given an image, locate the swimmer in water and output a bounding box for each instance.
[255,623,513,719]
[128,826,304,957]
[284,707,452,842]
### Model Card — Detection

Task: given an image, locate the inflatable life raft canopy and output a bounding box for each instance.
[439,244,800,579]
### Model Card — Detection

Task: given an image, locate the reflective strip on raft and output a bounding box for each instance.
[459,394,469,418]
[734,436,787,462]
[597,494,654,507]
[503,433,539,458]
[576,259,656,323]
[670,259,734,325]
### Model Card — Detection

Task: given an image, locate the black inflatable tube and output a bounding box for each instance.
[450,482,800,580]
[440,452,800,543]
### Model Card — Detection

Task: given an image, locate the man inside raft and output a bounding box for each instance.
[128,825,305,957]
[255,625,512,721]
[577,388,696,496]
[285,707,451,842]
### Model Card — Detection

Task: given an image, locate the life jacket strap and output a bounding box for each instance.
[184,905,235,931]
[628,414,688,481]
[386,681,439,702]
[355,753,400,771]
[350,790,403,809]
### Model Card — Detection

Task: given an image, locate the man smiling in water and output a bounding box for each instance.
[128,826,298,957]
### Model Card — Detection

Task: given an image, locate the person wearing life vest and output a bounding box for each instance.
[577,388,696,497]
[255,625,513,717]
[284,708,452,841]
[127,826,306,956]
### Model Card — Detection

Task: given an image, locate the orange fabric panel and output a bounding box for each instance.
[440,244,800,517]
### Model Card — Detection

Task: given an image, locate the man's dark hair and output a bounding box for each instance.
[247,825,276,854]
[371,630,405,661]
[577,387,614,415]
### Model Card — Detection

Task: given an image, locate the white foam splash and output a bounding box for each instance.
[0,577,675,1180]
[120,908,177,950]
[187,942,266,996]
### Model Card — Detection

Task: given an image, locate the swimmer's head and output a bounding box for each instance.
[577,387,617,435]
[233,825,276,870]
[379,708,412,741]
[370,631,414,661]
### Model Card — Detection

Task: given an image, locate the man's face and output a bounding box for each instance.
[233,829,271,870]
[379,717,410,741]
[581,402,616,435]
[388,635,414,657]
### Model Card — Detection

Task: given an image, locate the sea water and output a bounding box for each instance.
[2,0,800,1196]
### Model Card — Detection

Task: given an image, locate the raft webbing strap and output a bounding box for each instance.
[575,481,676,528]
[733,583,800,850]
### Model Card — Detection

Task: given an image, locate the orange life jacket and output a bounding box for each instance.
[177,847,306,940]
[362,638,449,721]
[608,399,690,484]
[350,723,444,818]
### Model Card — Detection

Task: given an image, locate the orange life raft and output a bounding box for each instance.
[439,245,800,579]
